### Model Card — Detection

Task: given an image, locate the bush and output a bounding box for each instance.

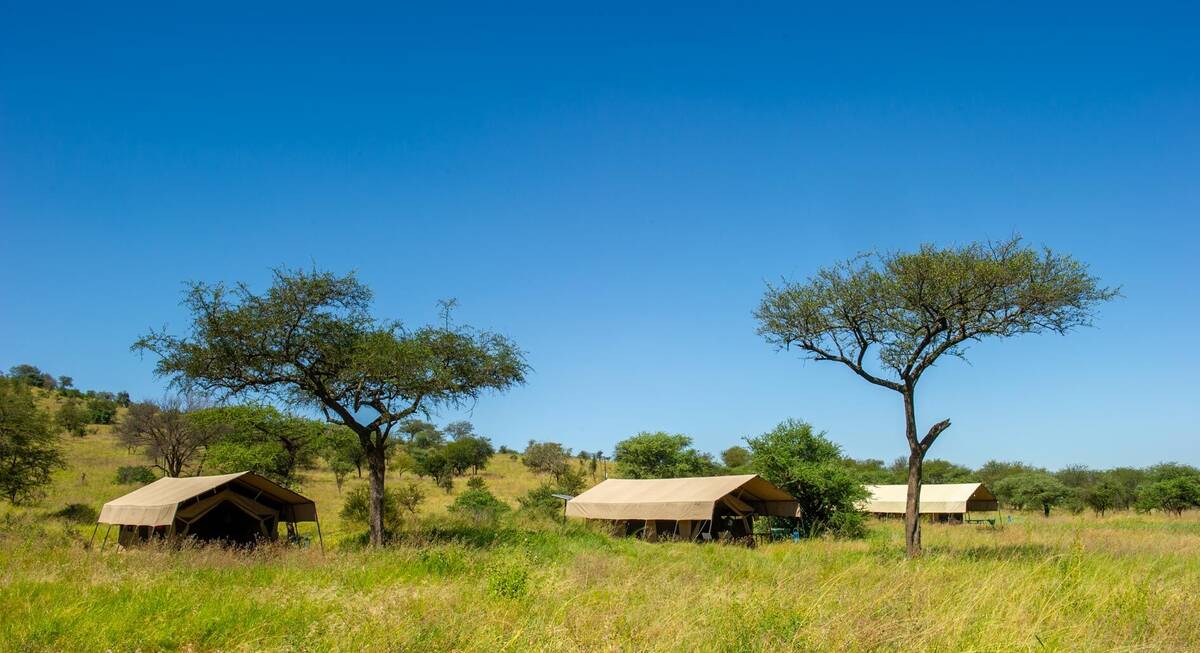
[115,466,157,485]
[746,419,867,538]
[394,481,426,517]
[486,552,530,599]
[50,503,97,524]
[448,480,510,525]
[85,397,119,425]
[517,483,567,519]
[517,468,586,519]
[340,485,404,533]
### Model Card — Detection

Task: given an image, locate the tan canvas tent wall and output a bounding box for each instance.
[860,483,998,515]
[95,471,319,548]
[565,474,800,537]
[98,471,316,526]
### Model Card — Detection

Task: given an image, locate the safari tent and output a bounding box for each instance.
[565,474,800,541]
[94,471,321,549]
[860,483,999,522]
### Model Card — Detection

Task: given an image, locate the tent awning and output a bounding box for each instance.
[858,483,999,514]
[565,474,800,521]
[98,472,317,526]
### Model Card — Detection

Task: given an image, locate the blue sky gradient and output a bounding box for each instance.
[2,4,1197,468]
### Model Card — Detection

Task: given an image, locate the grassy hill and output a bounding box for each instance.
[22,388,589,541]
[2,391,1200,651]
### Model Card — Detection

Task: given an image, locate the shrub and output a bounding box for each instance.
[394,481,426,517]
[50,503,97,524]
[114,466,157,485]
[448,480,510,526]
[340,485,404,533]
[517,468,586,519]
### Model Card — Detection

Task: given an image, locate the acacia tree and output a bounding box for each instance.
[755,238,1115,557]
[116,396,221,476]
[134,269,527,546]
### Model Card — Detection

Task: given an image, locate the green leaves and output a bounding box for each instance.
[756,237,1118,387]
[745,419,866,538]
[0,377,66,504]
[612,432,717,479]
[134,268,528,445]
[993,472,1072,516]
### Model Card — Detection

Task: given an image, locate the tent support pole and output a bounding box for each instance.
[88,523,100,550]
[99,524,113,552]
[314,516,325,555]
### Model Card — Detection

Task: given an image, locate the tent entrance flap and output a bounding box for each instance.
[181,499,276,544]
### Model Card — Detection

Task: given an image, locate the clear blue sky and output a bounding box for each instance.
[2,4,1197,469]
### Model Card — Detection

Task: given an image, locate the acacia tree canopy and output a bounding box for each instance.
[133,269,527,546]
[756,237,1116,556]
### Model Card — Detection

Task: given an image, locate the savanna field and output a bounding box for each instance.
[2,403,1199,653]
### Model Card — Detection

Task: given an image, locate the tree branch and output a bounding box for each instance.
[919,419,951,453]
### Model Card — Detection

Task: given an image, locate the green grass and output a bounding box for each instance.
[3,513,1199,651]
[2,393,1199,651]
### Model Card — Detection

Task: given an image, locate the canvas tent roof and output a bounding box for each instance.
[860,483,998,515]
[98,471,317,526]
[565,474,800,521]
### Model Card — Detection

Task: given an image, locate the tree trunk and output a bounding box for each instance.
[904,448,924,558]
[903,390,924,559]
[901,388,952,558]
[367,445,387,547]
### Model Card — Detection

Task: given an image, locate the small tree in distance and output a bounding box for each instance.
[116,396,221,476]
[613,432,717,479]
[522,441,571,482]
[1082,481,1120,516]
[994,472,1071,517]
[55,398,91,437]
[720,446,751,472]
[1136,477,1200,516]
[756,237,1116,557]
